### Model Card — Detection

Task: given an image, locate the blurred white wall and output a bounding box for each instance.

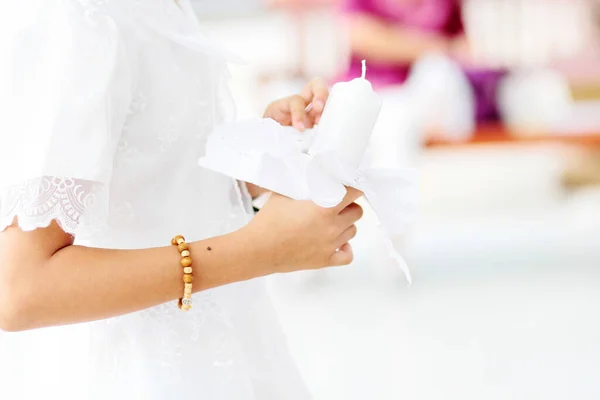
[190,0,263,16]
[464,0,593,68]
[195,0,595,77]
[194,0,597,119]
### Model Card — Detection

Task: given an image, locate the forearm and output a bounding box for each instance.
[1,227,265,331]
[348,14,450,64]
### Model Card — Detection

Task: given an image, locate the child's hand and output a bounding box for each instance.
[243,187,364,272]
[263,78,329,132]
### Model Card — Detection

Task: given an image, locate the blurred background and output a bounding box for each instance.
[192,0,600,399]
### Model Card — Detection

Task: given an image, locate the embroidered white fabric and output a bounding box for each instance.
[0,1,309,398]
[0,177,107,237]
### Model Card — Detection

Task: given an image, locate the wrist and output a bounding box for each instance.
[234,225,277,278]
[188,228,271,292]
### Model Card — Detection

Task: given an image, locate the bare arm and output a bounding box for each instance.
[0,78,353,333]
[0,189,363,332]
[347,13,455,64]
[0,221,265,331]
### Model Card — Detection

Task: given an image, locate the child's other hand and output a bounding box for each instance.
[263,78,329,132]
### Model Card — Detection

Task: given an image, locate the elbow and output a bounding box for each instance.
[0,282,33,333]
[0,305,22,333]
[0,310,26,333]
[348,27,369,57]
[0,300,31,333]
[346,16,384,58]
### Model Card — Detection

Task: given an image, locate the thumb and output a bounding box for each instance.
[335,187,363,213]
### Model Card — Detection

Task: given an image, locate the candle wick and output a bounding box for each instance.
[361,59,367,79]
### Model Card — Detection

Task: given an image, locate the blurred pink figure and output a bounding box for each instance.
[342,0,506,122]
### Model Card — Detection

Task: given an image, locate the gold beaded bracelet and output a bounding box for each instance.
[171,235,193,311]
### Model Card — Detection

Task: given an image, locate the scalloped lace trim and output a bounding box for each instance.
[0,177,108,237]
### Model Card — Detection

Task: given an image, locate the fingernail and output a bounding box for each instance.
[294,121,305,131]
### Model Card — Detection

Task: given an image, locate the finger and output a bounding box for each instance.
[307,103,326,126]
[335,187,364,213]
[334,224,358,249]
[328,243,354,266]
[289,95,308,131]
[337,203,363,229]
[301,78,329,114]
[264,100,292,126]
[303,113,316,130]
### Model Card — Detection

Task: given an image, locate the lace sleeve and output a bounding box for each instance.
[0,177,108,237]
[0,0,131,236]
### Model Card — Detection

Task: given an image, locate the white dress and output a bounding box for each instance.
[0,1,310,398]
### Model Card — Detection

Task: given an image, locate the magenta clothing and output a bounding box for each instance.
[343,0,463,87]
[342,0,505,121]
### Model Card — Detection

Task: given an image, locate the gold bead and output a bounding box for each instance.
[183,267,193,274]
[172,235,185,246]
[177,243,189,253]
[181,250,190,258]
[183,274,193,284]
[180,257,192,268]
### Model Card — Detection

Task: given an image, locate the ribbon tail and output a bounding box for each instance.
[351,181,412,284]
[380,228,412,285]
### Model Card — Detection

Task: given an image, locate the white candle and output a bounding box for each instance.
[309,60,382,168]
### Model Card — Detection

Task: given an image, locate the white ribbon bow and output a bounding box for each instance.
[199,118,418,283]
